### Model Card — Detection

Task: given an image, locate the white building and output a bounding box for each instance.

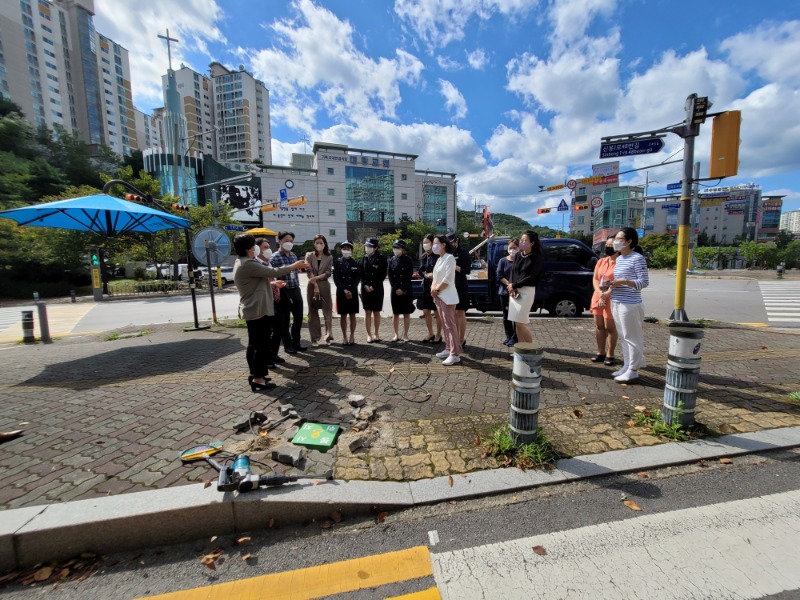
[95,32,135,155]
[160,65,215,156]
[780,210,800,236]
[133,107,162,151]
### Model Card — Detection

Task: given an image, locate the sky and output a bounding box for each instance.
[93,0,800,230]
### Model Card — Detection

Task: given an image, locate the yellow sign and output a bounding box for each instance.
[91,268,101,289]
[546,184,565,191]
[700,198,725,207]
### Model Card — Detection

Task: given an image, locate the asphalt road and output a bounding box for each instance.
[3,448,798,599]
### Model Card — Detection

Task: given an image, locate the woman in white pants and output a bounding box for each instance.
[609,227,649,383]
[430,235,462,366]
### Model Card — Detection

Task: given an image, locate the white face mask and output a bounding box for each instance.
[422,243,432,252]
[341,250,352,258]
[393,248,402,257]
[432,244,442,255]
[281,241,294,251]
[613,240,625,252]
[262,248,272,260]
[315,243,325,251]
[365,246,375,255]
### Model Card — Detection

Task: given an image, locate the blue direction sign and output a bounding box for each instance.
[600,137,664,159]
[666,182,682,191]
[279,188,288,202]
[223,224,245,232]
[557,199,570,212]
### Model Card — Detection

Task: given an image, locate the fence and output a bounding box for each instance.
[107,280,205,299]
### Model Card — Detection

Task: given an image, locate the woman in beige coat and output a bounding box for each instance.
[305,234,334,345]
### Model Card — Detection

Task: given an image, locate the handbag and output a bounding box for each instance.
[310,296,326,310]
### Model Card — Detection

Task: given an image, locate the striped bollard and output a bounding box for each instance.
[510,343,543,445]
[663,323,705,427]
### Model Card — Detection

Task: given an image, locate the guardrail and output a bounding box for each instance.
[107,280,204,298]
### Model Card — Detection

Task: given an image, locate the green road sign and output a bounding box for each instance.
[291,422,340,452]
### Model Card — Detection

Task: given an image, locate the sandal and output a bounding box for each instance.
[590,354,606,363]
[432,337,442,344]
[604,357,617,366]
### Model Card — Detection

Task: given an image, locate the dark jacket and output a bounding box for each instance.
[454,246,471,286]
[419,252,439,282]
[511,250,544,289]
[359,252,388,289]
[333,257,361,293]
[388,253,414,294]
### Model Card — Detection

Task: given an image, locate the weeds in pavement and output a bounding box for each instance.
[788,391,800,404]
[692,318,711,328]
[644,315,659,323]
[105,329,152,342]
[629,404,691,441]
[481,425,560,469]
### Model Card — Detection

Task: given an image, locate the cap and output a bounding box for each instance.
[340,240,354,248]
[392,239,407,250]
[446,232,458,242]
[365,237,379,247]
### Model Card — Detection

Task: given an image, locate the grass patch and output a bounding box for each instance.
[692,318,711,328]
[481,425,560,469]
[105,329,153,342]
[624,403,720,441]
[788,391,800,404]
[643,315,659,323]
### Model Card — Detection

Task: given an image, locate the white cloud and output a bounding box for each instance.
[437,55,463,71]
[721,21,800,87]
[466,48,489,70]
[93,0,225,109]
[246,0,424,126]
[548,0,617,51]
[439,80,468,121]
[393,0,539,51]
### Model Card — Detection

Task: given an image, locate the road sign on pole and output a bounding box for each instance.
[590,196,603,208]
[279,189,288,203]
[666,182,682,191]
[600,137,665,158]
[557,199,569,212]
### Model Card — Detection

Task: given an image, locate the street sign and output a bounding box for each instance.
[557,199,569,212]
[599,137,664,158]
[590,196,603,208]
[279,188,288,202]
[666,182,682,191]
[223,224,245,232]
[566,179,577,190]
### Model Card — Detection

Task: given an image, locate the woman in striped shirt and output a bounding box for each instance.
[609,228,649,383]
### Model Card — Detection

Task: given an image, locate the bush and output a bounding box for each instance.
[133,267,146,280]
[649,245,678,269]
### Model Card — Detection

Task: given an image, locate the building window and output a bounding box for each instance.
[328,209,335,216]
[329,229,336,237]
[327,188,335,196]
[327,167,334,175]
[401,193,407,200]
[401,173,407,181]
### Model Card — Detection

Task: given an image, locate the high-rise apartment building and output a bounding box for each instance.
[160,65,215,156]
[134,106,162,151]
[96,32,135,155]
[209,61,271,164]
[780,210,800,236]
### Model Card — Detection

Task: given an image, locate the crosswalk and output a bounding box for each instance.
[0,303,96,343]
[759,281,800,323]
[139,490,800,600]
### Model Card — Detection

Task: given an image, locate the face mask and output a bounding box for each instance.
[509,248,518,256]
[341,250,352,258]
[422,243,432,252]
[315,243,325,251]
[365,246,375,255]
[605,247,616,257]
[262,248,272,260]
[613,240,625,252]
[519,241,530,251]
[432,244,442,254]
[393,248,403,257]
[282,242,294,251]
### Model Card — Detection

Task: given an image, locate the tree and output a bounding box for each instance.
[738,240,766,268]
[639,233,675,256]
[775,229,795,250]
[696,231,711,247]
[781,241,800,269]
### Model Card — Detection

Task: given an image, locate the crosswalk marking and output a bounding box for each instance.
[0,304,95,342]
[759,282,800,323]
[140,546,434,600]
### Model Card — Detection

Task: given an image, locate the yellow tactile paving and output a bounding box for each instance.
[140,545,434,600]
[0,303,96,342]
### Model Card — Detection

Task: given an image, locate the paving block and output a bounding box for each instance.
[279,404,295,417]
[348,394,366,408]
[271,444,306,467]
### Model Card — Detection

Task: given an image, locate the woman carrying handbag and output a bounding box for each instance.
[304,234,334,346]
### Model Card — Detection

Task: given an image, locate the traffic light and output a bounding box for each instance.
[90,247,100,266]
[537,208,552,214]
[286,195,307,207]
[260,203,277,212]
[691,96,710,125]
[171,203,190,212]
[709,110,741,179]
[575,204,589,211]
[124,193,144,203]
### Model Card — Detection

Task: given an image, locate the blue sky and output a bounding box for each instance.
[94,0,800,230]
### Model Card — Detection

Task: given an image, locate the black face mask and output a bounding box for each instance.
[605,247,616,257]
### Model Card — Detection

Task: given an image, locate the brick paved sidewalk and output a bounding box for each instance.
[1,315,798,510]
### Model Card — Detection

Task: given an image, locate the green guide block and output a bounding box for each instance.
[291,422,340,451]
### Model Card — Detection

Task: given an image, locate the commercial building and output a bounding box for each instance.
[95,32,135,155]
[200,142,456,243]
[569,162,622,239]
[588,185,646,245]
[780,210,800,237]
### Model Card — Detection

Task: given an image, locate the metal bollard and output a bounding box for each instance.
[70,289,77,303]
[663,322,705,428]
[22,310,35,343]
[510,343,544,445]
[777,263,785,280]
[36,302,52,343]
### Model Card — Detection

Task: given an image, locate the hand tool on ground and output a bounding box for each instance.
[264,410,302,432]
[233,411,269,433]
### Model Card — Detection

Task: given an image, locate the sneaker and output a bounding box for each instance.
[442,354,461,366]
[311,341,319,347]
[435,349,450,359]
[612,366,627,377]
[615,370,639,383]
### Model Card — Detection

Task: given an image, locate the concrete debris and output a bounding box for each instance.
[357,407,376,421]
[285,426,300,441]
[271,444,306,468]
[348,436,368,452]
[279,404,295,417]
[348,394,366,408]
[351,420,370,432]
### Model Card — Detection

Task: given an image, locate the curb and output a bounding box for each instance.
[2,426,799,571]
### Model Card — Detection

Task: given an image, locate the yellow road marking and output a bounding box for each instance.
[140,545,433,600]
[386,587,442,600]
[737,322,769,327]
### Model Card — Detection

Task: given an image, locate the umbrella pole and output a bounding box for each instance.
[205,242,218,324]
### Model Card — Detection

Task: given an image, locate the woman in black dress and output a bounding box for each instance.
[359,237,388,342]
[333,240,361,345]
[388,239,415,342]
[418,233,442,343]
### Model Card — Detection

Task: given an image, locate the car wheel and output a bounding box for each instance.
[548,297,581,318]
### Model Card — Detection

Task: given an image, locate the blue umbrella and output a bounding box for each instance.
[0,194,190,237]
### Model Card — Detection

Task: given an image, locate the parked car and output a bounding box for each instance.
[412,237,598,317]
[198,265,235,286]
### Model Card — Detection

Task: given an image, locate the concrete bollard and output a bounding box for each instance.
[36,302,52,344]
[21,311,35,343]
[777,263,785,280]
[663,323,705,428]
[510,343,544,445]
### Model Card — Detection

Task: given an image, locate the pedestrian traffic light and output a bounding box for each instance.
[537,208,552,214]
[89,247,99,266]
[286,195,307,207]
[709,110,741,179]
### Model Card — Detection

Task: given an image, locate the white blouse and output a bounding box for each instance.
[431,253,459,305]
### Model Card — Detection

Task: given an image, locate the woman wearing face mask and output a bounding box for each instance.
[589,235,619,366]
[304,234,334,346]
[333,240,361,345]
[496,238,519,346]
[255,238,285,368]
[609,227,649,383]
[430,235,462,365]
[507,230,544,344]
[418,233,442,343]
[359,237,388,342]
[232,234,308,392]
[388,239,415,342]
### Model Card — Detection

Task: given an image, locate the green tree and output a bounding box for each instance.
[781,241,800,269]
[775,229,795,249]
[639,233,675,256]
[738,240,766,268]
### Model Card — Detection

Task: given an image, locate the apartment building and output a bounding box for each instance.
[95,32,135,155]
[160,64,214,156]
[133,106,162,151]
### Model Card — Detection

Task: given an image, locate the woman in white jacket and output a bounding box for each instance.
[430,234,462,366]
